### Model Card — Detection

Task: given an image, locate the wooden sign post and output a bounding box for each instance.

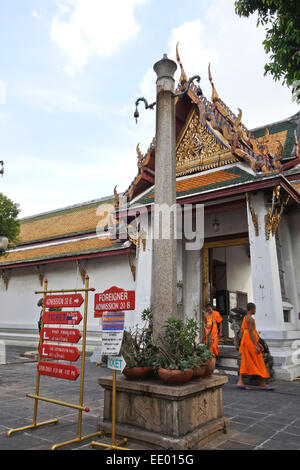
[7,277,103,450]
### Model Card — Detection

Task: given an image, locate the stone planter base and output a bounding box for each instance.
[97,374,229,450]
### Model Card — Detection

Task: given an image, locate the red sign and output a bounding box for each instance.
[37,361,80,381]
[44,294,84,308]
[38,344,80,362]
[40,327,82,344]
[42,311,83,325]
[94,286,135,316]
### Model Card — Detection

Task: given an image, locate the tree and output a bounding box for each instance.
[234,0,300,101]
[0,193,21,249]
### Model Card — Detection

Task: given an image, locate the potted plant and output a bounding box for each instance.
[193,344,215,378]
[153,317,200,385]
[121,308,155,380]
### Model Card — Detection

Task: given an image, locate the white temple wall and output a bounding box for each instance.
[0,254,134,349]
[204,206,248,239]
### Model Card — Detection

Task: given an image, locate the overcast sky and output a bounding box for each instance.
[0,0,298,218]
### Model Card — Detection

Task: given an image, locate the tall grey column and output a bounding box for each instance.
[152,54,178,341]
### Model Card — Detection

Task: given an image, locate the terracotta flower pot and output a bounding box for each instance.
[193,363,207,378]
[122,366,153,380]
[204,357,216,377]
[157,368,193,385]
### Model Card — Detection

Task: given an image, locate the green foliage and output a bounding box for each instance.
[234,0,300,95]
[121,307,155,368]
[152,317,210,373]
[0,193,21,249]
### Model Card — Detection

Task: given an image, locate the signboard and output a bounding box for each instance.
[107,356,126,372]
[40,327,82,344]
[94,286,135,316]
[38,344,80,362]
[102,312,125,331]
[101,311,125,356]
[44,294,84,308]
[42,311,83,325]
[37,361,80,381]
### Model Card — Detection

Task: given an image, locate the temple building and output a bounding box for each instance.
[1,54,300,380]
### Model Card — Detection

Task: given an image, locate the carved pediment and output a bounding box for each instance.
[176,108,237,176]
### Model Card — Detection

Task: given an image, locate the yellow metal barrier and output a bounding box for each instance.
[7,277,102,449]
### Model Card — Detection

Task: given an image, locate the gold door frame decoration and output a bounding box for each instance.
[202,236,249,309]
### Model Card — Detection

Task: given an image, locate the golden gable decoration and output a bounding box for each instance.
[176,108,237,176]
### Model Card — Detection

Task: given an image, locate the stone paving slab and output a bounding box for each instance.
[1,346,300,451]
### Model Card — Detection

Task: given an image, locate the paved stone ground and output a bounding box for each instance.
[0,346,300,451]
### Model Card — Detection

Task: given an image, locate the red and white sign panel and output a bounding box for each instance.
[44,294,84,308]
[42,311,83,325]
[38,344,80,362]
[37,361,80,381]
[94,286,135,315]
[40,327,82,344]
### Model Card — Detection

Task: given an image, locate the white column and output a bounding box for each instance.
[247,191,284,332]
[183,248,201,322]
[278,215,300,327]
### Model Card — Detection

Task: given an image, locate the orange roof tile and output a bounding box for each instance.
[146,169,239,199]
[20,201,115,244]
[0,237,117,266]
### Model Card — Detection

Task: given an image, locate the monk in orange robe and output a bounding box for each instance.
[204,302,223,357]
[237,302,274,390]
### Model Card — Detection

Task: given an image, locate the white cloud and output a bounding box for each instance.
[138,0,298,130]
[50,0,147,75]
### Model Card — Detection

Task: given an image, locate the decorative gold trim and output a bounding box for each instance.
[127,253,136,282]
[76,260,87,285]
[294,130,299,157]
[35,265,44,287]
[246,193,259,236]
[113,185,119,210]
[136,143,144,170]
[1,269,10,290]
[208,63,220,104]
[265,186,290,240]
[128,227,146,252]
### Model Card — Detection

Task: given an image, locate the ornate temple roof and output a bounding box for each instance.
[123,49,300,205]
[0,196,126,268]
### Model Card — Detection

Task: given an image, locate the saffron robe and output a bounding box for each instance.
[239,316,270,378]
[205,310,222,357]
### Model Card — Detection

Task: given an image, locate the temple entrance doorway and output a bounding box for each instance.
[202,237,251,343]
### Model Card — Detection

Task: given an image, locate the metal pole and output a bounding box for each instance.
[112,370,116,446]
[33,278,48,425]
[77,275,89,439]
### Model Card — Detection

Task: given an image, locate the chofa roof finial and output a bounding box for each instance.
[176,42,188,87]
[208,63,220,104]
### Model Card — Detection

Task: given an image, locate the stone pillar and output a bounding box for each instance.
[152,54,178,340]
[247,191,284,331]
[133,213,153,325]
